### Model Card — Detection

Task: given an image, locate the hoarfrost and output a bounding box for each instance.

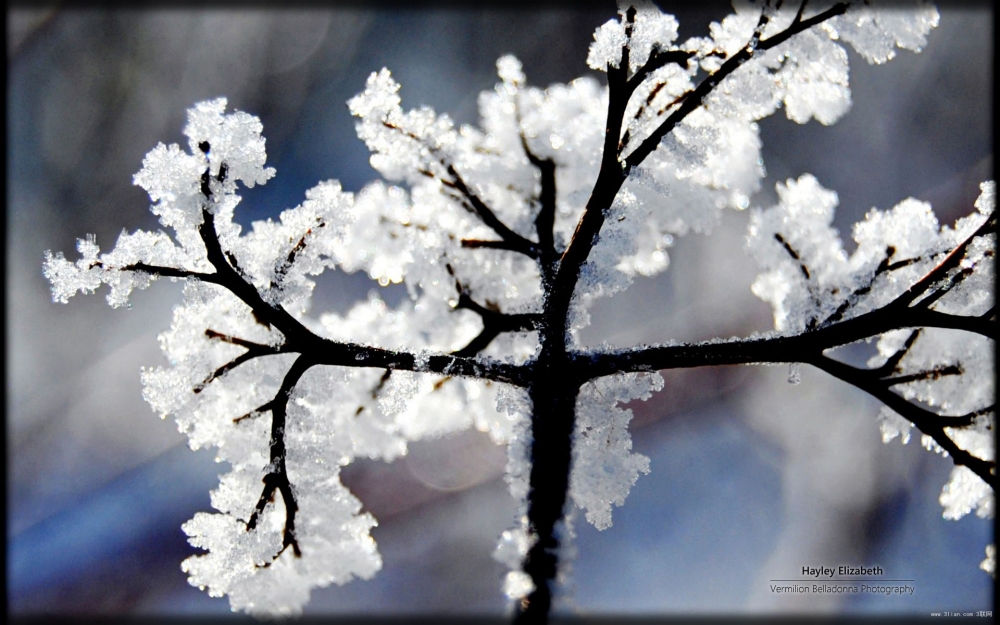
[493,526,533,570]
[940,466,993,521]
[503,570,536,600]
[42,2,990,616]
[827,3,940,65]
[982,545,996,577]
[376,370,420,415]
[876,407,913,445]
[786,362,801,385]
[570,372,662,529]
[587,18,627,71]
[750,175,994,533]
[498,385,532,506]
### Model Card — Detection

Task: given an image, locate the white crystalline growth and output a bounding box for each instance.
[570,372,662,530]
[587,1,679,73]
[42,227,201,309]
[44,99,278,310]
[750,176,995,562]
[587,17,628,71]
[237,179,353,309]
[183,97,276,189]
[982,545,996,577]
[42,1,987,615]
[876,407,913,445]
[63,90,533,616]
[496,54,526,87]
[497,384,533,506]
[614,2,936,305]
[131,142,208,231]
[181,469,382,616]
[43,235,105,304]
[703,1,941,126]
[623,1,679,73]
[503,570,536,601]
[939,466,994,522]
[494,522,536,601]
[748,176,995,333]
[713,7,852,125]
[134,97,276,229]
[348,68,459,185]
[771,28,852,125]
[827,2,940,65]
[747,174,848,332]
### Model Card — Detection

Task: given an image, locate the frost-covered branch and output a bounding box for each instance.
[893,212,997,310]
[582,304,992,379]
[515,106,559,279]
[194,170,532,385]
[591,194,995,486]
[194,329,290,394]
[242,355,313,563]
[811,355,994,487]
[551,0,854,337]
[379,119,542,260]
[120,261,220,283]
[444,164,542,259]
[623,1,851,170]
[43,1,989,620]
[453,291,539,358]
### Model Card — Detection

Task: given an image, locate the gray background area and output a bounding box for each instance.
[7,2,993,617]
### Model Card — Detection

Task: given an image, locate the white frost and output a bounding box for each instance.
[42,3,990,616]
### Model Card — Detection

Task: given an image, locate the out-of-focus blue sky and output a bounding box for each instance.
[7,2,993,618]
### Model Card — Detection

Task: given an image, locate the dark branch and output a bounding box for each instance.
[811,355,994,488]
[915,266,974,310]
[746,2,773,56]
[197,207,316,347]
[274,221,326,285]
[791,0,808,27]
[869,329,921,378]
[121,262,221,285]
[452,290,539,357]
[774,233,810,279]
[461,238,531,253]
[624,49,696,96]
[443,164,541,259]
[204,328,274,351]
[585,302,992,381]
[187,200,532,384]
[582,206,995,489]
[447,265,540,357]
[624,2,850,170]
[514,9,861,618]
[882,364,962,387]
[185,196,534,387]
[233,400,276,424]
[955,405,995,422]
[312,339,531,387]
[892,212,996,309]
[193,329,288,394]
[823,247,895,327]
[380,120,540,260]
[512,94,559,266]
[244,355,313,563]
[548,3,854,356]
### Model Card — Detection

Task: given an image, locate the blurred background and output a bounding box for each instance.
[7,1,993,618]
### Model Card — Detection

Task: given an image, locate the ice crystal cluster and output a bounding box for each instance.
[748,176,996,519]
[43,0,994,616]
